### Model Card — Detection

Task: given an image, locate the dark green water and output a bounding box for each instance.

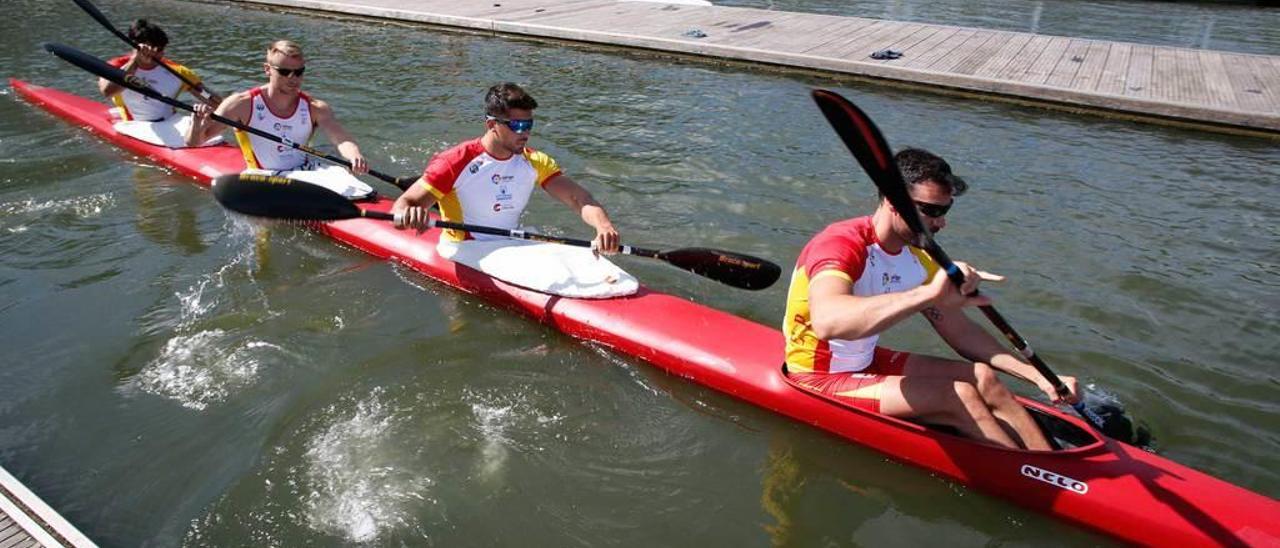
[0,0,1276,546]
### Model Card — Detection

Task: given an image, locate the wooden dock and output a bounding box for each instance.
[221,0,1280,136]
[0,466,96,548]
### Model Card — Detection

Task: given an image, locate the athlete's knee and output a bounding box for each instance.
[951,381,986,414]
[972,363,1011,398]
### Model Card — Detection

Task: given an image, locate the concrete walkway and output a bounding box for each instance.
[222,0,1280,136]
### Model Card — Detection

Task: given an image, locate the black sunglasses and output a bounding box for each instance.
[270,64,306,78]
[914,200,952,218]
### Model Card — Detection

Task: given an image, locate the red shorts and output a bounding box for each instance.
[787,347,911,414]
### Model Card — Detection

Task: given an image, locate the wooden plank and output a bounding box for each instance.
[1172,47,1209,107]
[711,12,809,48]
[1248,55,1280,107]
[1019,36,1072,85]
[1149,47,1182,103]
[506,0,626,22]
[992,34,1053,81]
[867,24,951,66]
[1095,42,1132,95]
[798,17,882,54]
[929,30,1003,74]
[881,23,942,54]
[902,28,975,69]
[1045,39,1090,88]
[742,15,872,54]
[824,20,922,60]
[1123,44,1155,99]
[1196,51,1238,109]
[1069,40,1111,91]
[968,32,1032,78]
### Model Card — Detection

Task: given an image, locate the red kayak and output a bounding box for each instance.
[12,78,1279,546]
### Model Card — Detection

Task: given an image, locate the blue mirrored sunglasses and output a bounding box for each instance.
[487,116,534,134]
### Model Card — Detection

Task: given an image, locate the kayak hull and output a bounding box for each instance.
[12,78,1278,547]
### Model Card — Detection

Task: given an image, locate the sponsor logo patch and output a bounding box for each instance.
[1021,465,1088,495]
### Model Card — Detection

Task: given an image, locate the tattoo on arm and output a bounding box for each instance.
[923,306,944,323]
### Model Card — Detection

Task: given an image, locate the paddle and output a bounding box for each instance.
[212,173,783,290]
[810,88,1129,439]
[42,42,418,191]
[71,0,223,106]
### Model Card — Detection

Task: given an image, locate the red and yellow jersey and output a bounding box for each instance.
[420,138,562,242]
[233,87,315,171]
[783,216,939,373]
[107,54,201,122]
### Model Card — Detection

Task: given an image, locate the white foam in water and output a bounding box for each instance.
[133,330,284,410]
[472,402,514,479]
[0,193,115,217]
[464,389,565,479]
[302,388,432,543]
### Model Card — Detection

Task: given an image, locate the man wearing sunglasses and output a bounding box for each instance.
[392,83,620,255]
[782,148,1077,451]
[185,40,370,197]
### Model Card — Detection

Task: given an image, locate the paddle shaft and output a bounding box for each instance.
[72,0,222,105]
[358,210,661,257]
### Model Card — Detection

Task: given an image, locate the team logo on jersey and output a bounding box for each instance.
[469,162,480,174]
[495,188,512,202]
[492,203,503,212]
[255,102,265,121]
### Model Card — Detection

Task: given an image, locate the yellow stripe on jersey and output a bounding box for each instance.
[782,265,820,373]
[523,149,561,186]
[233,130,261,169]
[907,247,941,282]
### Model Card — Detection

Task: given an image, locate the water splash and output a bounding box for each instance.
[300,388,433,543]
[132,330,286,410]
[0,192,115,218]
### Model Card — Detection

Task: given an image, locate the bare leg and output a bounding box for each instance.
[899,355,1052,450]
[877,376,1021,449]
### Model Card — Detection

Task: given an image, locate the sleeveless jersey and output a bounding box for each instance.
[420,138,562,242]
[107,55,201,122]
[783,216,940,373]
[234,87,315,171]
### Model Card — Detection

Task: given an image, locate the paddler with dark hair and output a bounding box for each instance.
[392,83,621,255]
[98,19,221,122]
[390,83,631,298]
[783,148,1078,450]
[185,40,372,198]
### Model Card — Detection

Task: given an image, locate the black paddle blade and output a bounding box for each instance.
[43,42,171,106]
[810,89,929,238]
[71,0,133,45]
[658,248,782,290]
[212,174,364,221]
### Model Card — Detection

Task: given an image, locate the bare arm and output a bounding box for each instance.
[808,274,938,341]
[543,174,619,253]
[390,177,439,231]
[185,90,249,146]
[924,274,1079,403]
[310,99,367,174]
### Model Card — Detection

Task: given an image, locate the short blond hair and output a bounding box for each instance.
[266,40,303,59]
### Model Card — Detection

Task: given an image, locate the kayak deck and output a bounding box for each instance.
[11,78,1279,547]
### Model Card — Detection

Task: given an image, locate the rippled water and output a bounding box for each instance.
[0,0,1276,546]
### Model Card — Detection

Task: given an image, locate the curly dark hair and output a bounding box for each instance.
[127,19,169,50]
[892,147,968,197]
[484,83,538,118]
